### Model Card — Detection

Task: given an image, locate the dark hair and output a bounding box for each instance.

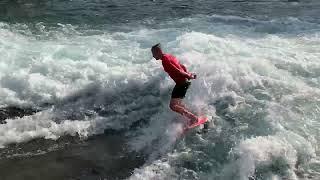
[151,43,161,50]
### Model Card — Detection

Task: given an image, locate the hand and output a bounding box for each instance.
[189,73,197,80]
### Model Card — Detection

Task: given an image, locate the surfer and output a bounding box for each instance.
[151,43,200,125]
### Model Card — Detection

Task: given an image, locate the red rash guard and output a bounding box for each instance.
[161,54,190,84]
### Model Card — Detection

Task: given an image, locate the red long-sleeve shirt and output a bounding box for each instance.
[161,54,190,84]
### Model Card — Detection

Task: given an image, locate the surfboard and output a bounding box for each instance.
[183,116,208,131]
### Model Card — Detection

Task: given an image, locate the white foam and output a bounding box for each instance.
[126,15,319,179]
[0,110,91,148]
[0,14,320,179]
[233,136,298,179]
[0,23,158,106]
[129,160,175,180]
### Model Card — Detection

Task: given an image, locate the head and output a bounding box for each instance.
[151,43,163,60]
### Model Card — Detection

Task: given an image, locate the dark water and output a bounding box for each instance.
[1,0,320,26]
[0,134,145,180]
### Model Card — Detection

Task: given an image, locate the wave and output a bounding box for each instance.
[0,13,319,179]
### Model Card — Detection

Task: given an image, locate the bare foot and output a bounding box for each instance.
[188,117,199,126]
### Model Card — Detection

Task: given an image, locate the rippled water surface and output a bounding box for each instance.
[0,0,319,179]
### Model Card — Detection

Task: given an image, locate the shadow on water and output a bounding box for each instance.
[0,76,167,179]
[51,76,164,131]
[0,134,146,180]
[1,75,165,128]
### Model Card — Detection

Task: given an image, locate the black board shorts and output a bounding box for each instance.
[171,81,191,99]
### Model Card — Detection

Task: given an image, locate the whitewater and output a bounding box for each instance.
[0,1,320,179]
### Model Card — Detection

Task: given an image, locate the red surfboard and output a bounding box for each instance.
[183,116,208,131]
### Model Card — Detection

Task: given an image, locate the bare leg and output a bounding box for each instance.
[169,98,198,124]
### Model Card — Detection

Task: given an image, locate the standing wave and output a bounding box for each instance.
[0,14,319,179]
